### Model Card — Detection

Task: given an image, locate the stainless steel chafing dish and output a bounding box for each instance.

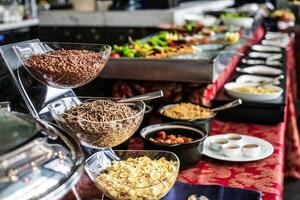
[0,107,84,200]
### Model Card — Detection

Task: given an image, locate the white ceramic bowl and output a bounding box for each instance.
[209,138,228,151]
[222,17,254,29]
[224,134,243,145]
[224,82,283,102]
[242,143,261,157]
[222,144,241,157]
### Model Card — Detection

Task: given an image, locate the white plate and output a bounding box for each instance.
[224,82,283,102]
[248,52,282,59]
[241,59,282,67]
[251,45,281,52]
[203,134,274,162]
[235,74,280,85]
[238,65,282,75]
[261,39,288,48]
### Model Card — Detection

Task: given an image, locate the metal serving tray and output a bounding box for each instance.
[101,57,213,83]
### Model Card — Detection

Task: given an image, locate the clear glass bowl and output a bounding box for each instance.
[47,97,145,148]
[13,42,111,89]
[85,150,180,200]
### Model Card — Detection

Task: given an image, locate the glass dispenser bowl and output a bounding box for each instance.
[0,110,84,200]
[85,150,180,200]
[12,42,111,89]
[47,97,146,149]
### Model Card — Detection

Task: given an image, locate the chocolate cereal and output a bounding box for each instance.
[25,49,105,87]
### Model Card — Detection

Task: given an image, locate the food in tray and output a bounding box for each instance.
[96,156,178,200]
[270,9,295,22]
[111,28,240,58]
[221,12,251,19]
[224,32,240,44]
[161,103,213,120]
[149,131,193,144]
[158,22,203,33]
[112,31,196,58]
[230,85,280,94]
[59,99,142,147]
[24,49,105,86]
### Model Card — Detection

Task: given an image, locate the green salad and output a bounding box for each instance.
[112,31,180,58]
[221,12,250,19]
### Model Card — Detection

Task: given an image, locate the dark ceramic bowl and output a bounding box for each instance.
[140,122,208,169]
[158,104,215,134]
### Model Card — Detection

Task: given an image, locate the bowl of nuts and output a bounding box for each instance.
[13,42,111,89]
[47,97,145,149]
[140,122,207,169]
[85,150,180,200]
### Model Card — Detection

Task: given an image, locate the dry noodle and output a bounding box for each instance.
[59,100,140,147]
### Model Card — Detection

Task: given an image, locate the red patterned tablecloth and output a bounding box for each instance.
[178,120,285,200]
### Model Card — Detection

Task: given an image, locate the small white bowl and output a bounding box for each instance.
[210,138,228,151]
[222,144,241,157]
[242,144,261,157]
[224,134,243,145]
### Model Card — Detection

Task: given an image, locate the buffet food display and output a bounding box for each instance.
[0,2,295,200]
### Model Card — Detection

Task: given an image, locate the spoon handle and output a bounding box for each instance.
[118,90,164,103]
[211,99,242,112]
[257,74,284,87]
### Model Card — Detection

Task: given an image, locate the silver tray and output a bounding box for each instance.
[101,57,213,83]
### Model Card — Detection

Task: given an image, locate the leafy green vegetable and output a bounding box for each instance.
[112,31,181,58]
[221,12,249,19]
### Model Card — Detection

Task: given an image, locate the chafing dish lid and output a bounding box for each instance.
[0,111,38,155]
[0,111,84,200]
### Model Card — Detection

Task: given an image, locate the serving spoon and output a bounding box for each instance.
[255,74,284,88]
[211,99,242,113]
[117,90,164,103]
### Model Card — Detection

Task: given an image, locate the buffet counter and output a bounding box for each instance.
[38,0,233,27]
[0,18,39,32]
[61,29,300,200]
